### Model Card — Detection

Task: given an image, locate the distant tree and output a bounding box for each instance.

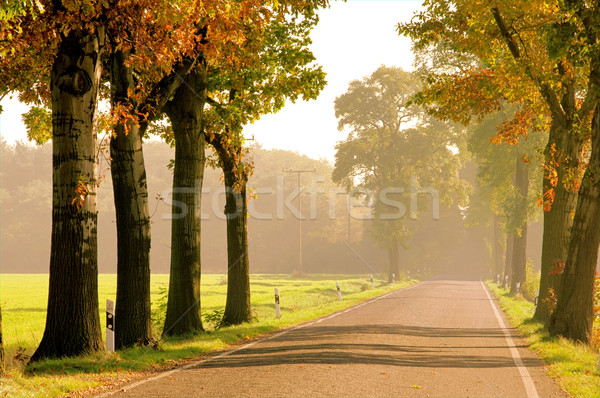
[332,66,468,281]
[466,111,545,294]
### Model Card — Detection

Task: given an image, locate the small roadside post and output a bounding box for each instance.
[106,299,115,353]
[370,274,374,289]
[274,288,281,318]
[392,273,396,284]
[335,281,342,300]
[497,274,501,286]
[504,275,509,288]
[516,282,521,296]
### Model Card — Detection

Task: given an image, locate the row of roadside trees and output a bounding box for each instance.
[398,0,600,344]
[0,0,329,361]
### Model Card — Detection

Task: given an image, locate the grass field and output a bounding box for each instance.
[0,273,416,398]
[487,282,600,398]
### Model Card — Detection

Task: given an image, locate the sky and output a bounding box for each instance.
[0,1,423,162]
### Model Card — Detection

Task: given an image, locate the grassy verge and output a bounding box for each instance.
[486,282,600,398]
[1,273,419,398]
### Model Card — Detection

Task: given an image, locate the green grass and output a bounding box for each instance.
[486,282,600,398]
[0,273,417,398]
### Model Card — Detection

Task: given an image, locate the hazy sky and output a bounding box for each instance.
[0,1,422,162]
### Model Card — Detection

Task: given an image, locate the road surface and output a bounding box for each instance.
[106,276,567,397]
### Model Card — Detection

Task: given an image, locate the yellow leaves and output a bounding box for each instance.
[418,67,502,125]
[22,106,52,145]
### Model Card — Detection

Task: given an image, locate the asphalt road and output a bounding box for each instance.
[106,276,567,397]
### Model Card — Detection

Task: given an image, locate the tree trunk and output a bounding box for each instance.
[221,162,252,326]
[109,51,152,348]
[534,123,582,322]
[163,69,207,335]
[511,225,528,294]
[504,234,514,284]
[549,105,600,343]
[493,215,504,277]
[32,27,104,361]
[511,156,529,294]
[388,238,400,282]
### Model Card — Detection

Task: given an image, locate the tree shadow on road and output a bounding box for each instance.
[191,323,540,370]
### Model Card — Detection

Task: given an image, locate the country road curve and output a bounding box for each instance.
[103,275,568,398]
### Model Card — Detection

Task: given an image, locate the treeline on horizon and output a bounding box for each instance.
[0,139,495,275]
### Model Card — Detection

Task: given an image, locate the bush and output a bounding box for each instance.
[203,309,225,329]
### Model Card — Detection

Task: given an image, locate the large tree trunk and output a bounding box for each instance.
[220,161,252,326]
[534,123,582,322]
[109,52,152,348]
[511,156,529,294]
[549,105,600,343]
[32,27,104,361]
[163,69,207,335]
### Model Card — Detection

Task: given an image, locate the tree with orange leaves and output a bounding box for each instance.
[1,0,109,359]
[105,0,285,346]
[161,2,328,329]
[0,0,282,357]
[399,0,600,343]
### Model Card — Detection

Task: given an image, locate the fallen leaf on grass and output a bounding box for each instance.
[411,385,421,389]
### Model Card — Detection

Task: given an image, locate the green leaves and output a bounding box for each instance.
[22,106,51,145]
[332,66,468,247]
[203,4,326,179]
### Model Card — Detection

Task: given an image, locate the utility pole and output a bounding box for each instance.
[283,167,316,275]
